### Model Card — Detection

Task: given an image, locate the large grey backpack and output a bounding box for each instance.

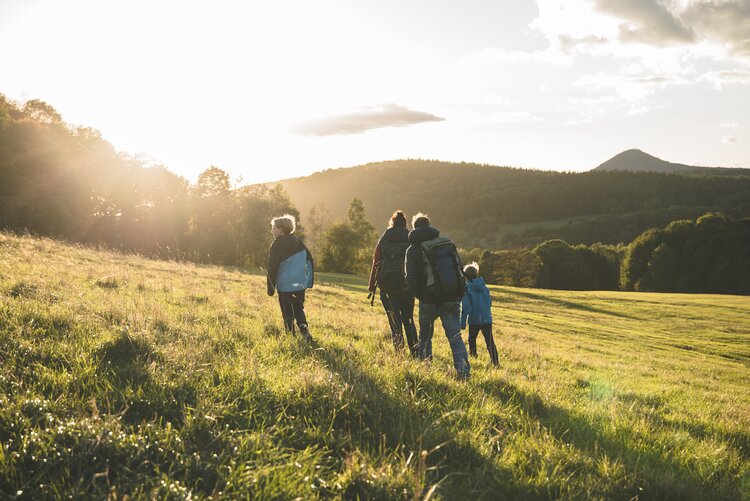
[420,236,465,300]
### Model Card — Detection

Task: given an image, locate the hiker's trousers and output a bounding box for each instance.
[418,301,470,378]
[467,324,499,366]
[380,289,419,357]
[278,290,307,334]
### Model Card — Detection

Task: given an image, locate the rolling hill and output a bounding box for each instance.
[273,156,750,249]
[1,232,749,498]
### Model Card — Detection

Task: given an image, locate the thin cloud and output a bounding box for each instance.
[701,70,750,89]
[574,72,689,100]
[722,135,737,144]
[719,122,739,128]
[292,104,444,136]
[558,34,609,53]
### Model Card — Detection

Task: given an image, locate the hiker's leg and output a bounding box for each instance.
[438,302,470,379]
[290,290,307,329]
[278,293,295,333]
[290,290,313,341]
[402,292,419,358]
[418,302,437,361]
[482,324,499,366]
[467,324,480,357]
[380,291,404,351]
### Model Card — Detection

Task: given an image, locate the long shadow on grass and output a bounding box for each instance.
[95,331,196,425]
[305,342,542,500]
[652,415,750,462]
[479,380,742,500]
[499,288,636,320]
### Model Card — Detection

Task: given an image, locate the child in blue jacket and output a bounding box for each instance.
[460,262,499,366]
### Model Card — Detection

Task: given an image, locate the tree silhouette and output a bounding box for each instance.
[319,198,377,274]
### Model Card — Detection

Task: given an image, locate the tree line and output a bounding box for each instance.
[0,95,301,267]
[0,94,383,273]
[478,212,750,295]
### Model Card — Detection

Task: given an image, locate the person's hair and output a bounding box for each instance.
[463,262,479,280]
[389,210,407,228]
[271,214,296,234]
[412,212,430,229]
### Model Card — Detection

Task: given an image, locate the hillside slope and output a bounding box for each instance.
[1,233,749,499]
[273,159,750,248]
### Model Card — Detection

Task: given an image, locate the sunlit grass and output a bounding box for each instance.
[1,232,748,499]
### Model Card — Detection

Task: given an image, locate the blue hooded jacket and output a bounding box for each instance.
[460,277,492,328]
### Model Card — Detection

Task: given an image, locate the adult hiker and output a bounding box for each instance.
[266,214,314,342]
[405,213,470,379]
[368,210,419,356]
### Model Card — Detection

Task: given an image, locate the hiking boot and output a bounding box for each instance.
[299,324,313,342]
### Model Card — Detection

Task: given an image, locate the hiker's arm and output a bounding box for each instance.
[267,241,280,296]
[302,240,315,288]
[367,242,381,293]
[405,245,421,298]
[461,292,471,330]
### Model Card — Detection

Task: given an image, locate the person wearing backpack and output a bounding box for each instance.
[460,262,499,367]
[267,214,314,342]
[405,213,470,379]
[368,210,419,357]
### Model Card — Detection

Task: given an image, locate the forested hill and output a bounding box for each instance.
[275,159,750,248]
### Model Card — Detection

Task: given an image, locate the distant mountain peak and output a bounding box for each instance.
[594,149,697,173]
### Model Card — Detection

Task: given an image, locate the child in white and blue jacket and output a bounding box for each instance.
[267,214,314,341]
[460,262,499,366]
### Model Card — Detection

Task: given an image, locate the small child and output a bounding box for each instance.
[460,262,499,367]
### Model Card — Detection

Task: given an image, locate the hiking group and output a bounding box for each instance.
[265,210,499,380]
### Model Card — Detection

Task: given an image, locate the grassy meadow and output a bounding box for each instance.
[1,232,749,500]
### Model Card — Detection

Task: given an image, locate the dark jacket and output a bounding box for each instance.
[267,234,314,296]
[368,226,409,293]
[461,277,493,328]
[405,226,443,303]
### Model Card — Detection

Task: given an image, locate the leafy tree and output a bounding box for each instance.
[458,247,484,267]
[346,198,377,271]
[235,184,301,267]
[22,99,63,125]
[319,198,377,274]
[191,166,234,263]
[534,240,583,290]
[642,243,679,292]
[620,228,663,291]
[306,202,333,257]
[479,249,541,287]
[0,94,10,130]
[320,222,361,274]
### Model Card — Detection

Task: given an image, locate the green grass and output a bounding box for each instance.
[1,232,749,500]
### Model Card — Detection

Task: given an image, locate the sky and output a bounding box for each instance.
[1,0,749,184]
